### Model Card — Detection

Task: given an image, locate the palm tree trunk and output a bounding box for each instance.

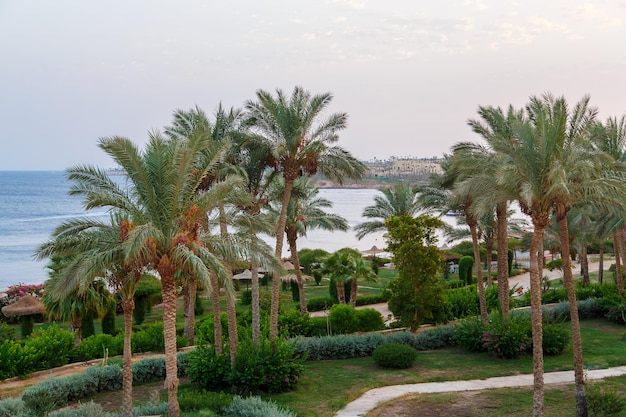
[617,227,626,295]
[71,317,82,346]
[581,246,590,287]
[485,236,494,287]
[350,279,358,307]
[614,230,624,294]
[557,214,587,417]
[496,202,510,316]
[468,216,488,323]
[121,298,135,417]
[271,176,295,339]
[183,274,197,345]
[598,243,604,284]
[287,234,308,315]
[336,281,346,304]
[209,272,223,355]
[529,223,546,417]
[159,271,180,417]
[218,205,238,362]
[250,262,261,344]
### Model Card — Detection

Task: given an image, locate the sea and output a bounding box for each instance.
[0,172,409,291]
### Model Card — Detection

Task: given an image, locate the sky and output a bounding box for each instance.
[1,0,625,171]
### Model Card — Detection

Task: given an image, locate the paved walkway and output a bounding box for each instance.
[335,366,626,416]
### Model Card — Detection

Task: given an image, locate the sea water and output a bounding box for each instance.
[0,172,397,291]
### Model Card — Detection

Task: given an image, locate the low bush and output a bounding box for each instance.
[278,310,313,338]
[186,346,231,391]
[445,285,479,320]
[542,323,569,355]
[25,323,76,371]
[355,308,385,332]
[587,383,626,416]
[229,337,305,394]
[195,312,229,345]
[372,343,417,369]
[329,304,359,334]
[411,326,456,350]
[223,395,296,417]
[178,389,232,413]
[307,297,334,312]
[295,333,385,361]
[132,322,165,353]
[0,323,15,343]
[482,312,531,359]
[445,279,465,289]
[355,293,390,306]
[0,397,24,417]
[455,316,486,353]
[132,402,169,416]
[308,316,330,337]
[50,401,117,417]
[78,333,123,361]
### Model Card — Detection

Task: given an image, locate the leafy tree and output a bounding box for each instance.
[385,215,445,330]
[245,86,366,338]
[354,182,422,240]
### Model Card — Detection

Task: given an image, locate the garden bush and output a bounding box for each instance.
[455,316,486,353]
[329,303,359,334]
[355,308,384,332]
[445,285,479,319]
[308,316,330,337]
[482,312,531,359]
[458,256,474,285]
[78,333,123,361]
[412,326,456,350]
[295,333,385,360]
[186,346,232,391]
[131,322,165,352]
[101,300,117,336]
[372,342,418,369]
[229,337,305,394]
[278,310,313,338]
[178,389,232,413]
[195,312,229,345]
[0,398,24,417]
[0,322,15,343]
[355,293,390,306]
[587,383,626,417]
[223,395,296,417]
[307,297,334,312]
[25,323,76,371]
[50,401,117,417]
[542,323,569,355]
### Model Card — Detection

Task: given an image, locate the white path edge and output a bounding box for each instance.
[335,366,626,417]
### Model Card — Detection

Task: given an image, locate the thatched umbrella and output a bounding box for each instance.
[282,261,296,270]
[2,295,45,337]
[280,273,314,283]
[361,245,384,256]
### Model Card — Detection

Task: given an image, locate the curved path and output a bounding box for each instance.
[335,366,626,416]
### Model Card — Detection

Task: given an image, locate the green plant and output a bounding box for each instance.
[307,297,334,312]
[81,309,96,339]
[78,333,123,361]
[186,346,232,391]
[229,336,305,394]
[541,323,569,355]
[131,322,165,352]
[101,299,117,336]
[355,308,384,331]
[177,389,232,412]
[0,398,24,417]
[372,342,418,369]
[278,310,313,337]
[26,323,76,371]
[0,322,15,343]
[458,256,474,285]
[329,303,359,334]
[455,316,486,353]
[223,395,296,417]
[482,312,531,359]
[50,401,117,417]
[587,383,626,416]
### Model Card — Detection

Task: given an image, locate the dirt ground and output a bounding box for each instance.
[367,392,489,417]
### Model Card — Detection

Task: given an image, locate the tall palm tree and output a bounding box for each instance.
[269,176,349,314]
[66,133,237,417]
[36,215,143,417]
[245,86,366,338]
[490,93,624,417]
[354,182,422,240]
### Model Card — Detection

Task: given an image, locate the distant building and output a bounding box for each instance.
[364,157,443,181]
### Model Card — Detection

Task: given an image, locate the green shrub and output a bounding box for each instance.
[355,293,390,306]
[132,322,165,353]
[51,401,116,417]
[445,285,479,319]
[178,389,232,412]
[81,310,96,339]
[372,343,418,369]
[542,323,569,355]
[445,279,465,289]
[26,323,76,371]
[355,308,384,332]
[412,327,456,350]
[482,312,531,359]
[542,288,568,304]
[455,316,486,353]
[329,304,358,334]
[229,337,305,394]
[186,346,232,391]
[0,397,24,417]
[132,402,169,417]
[101,300,117,336]
[85,364,123,391]
[195,312,229,345]
[223,395,296,417]
[0,340,23,379]
[587,384,626,416]
[132,357,167,384]
[241,290,252,306]
[295,333,385,360]
[79,333,123,361]
[0,322,16,343]
[278,310,313,337]
[307,297,334,312]
[459,256,474,285]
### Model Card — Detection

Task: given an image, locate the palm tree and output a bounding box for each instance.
[36,215,143,417]
[354,182,422,240]
[66,133,238,417]
[269,177,349,314]
[346,255,378,307]
[245,86,366,338]
[489,93,623,416]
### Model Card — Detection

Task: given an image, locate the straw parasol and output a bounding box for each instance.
[280,273,314,283]
[1,294,45,317]
[282,261,296,270]
[361,245,384,256]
